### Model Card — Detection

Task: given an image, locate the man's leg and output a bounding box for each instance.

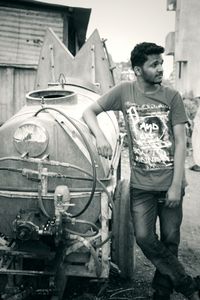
[152,190,183,297]
[130,188,198,299]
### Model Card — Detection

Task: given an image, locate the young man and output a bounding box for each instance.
[82,42,200,300]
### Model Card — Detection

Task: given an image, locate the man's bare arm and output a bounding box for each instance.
[82,102,113,159]
[165,123,186,208]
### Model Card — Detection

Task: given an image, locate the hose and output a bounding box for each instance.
[69,234,102,277]
[34,107,97,218]
[64,219,99,237]
[0,167,22,173]
[44,163,115,246]
[26,163,115,246]
[0,157,115,245]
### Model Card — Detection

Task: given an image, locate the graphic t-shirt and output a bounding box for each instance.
[126,102,173,170]
[97,81,188,190]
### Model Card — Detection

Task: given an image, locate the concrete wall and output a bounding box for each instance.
[166,0,200,98]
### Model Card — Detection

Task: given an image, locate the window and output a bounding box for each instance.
[167,0,176,11]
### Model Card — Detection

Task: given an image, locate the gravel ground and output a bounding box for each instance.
[64,148,200,300]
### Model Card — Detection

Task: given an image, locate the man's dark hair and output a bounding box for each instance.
[130,42,164,69]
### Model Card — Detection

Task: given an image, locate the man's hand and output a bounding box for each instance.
[82,103,113,160]
[165,184,182,208]
[96,135,112,160]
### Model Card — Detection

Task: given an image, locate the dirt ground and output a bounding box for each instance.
[65,148,200,300]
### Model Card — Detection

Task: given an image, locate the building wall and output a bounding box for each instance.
[0,0,90,124]
[0,5,63,67]
[166,0,200,98]
[0,2,65,124]
[0,67,35,125]
[0,2,64,124]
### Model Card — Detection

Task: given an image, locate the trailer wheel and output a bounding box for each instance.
[111,179,136,279]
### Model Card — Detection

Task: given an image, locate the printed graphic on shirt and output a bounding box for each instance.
[126,103,174,170]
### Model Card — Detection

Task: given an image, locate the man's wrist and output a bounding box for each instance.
[170,181,182,188]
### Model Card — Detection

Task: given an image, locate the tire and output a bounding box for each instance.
[111,179,136,280]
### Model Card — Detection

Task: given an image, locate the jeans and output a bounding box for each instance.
[130,188,197,297]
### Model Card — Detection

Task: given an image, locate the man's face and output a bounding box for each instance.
[139,54,164,84]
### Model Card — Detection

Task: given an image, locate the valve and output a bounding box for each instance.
[13,210,40,241]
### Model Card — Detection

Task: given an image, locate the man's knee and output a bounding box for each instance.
[135,231,157,250]
[161,228,180,249]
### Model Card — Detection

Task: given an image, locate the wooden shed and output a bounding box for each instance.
[0,0,91,124]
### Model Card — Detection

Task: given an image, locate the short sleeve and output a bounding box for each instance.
[97,82,123,111]
[170,92,188,126]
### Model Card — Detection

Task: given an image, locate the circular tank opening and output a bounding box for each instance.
[26,89,77,105]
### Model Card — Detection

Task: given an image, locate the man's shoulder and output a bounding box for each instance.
[113,80,135,96]
[118,80,134,88]
[161,84,180,98]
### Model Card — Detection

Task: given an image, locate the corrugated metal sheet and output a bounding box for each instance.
[0,1,91,124]
[0,6,63,66]
[0,66,36,124]
[0,67,14,123]
[14,68,36,111]
[8,0,91,10]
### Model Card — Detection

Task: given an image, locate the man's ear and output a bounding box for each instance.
[133,66,141,76]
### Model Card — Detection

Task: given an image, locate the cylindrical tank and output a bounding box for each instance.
[0,84,120,237]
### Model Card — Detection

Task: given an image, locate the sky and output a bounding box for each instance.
[38,0,176,78]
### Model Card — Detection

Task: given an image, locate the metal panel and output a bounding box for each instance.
[0,67,14,124]
[35,29,115,94]
[14,68,36,112]
[0,5,63,67]
[0,66,36,124]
